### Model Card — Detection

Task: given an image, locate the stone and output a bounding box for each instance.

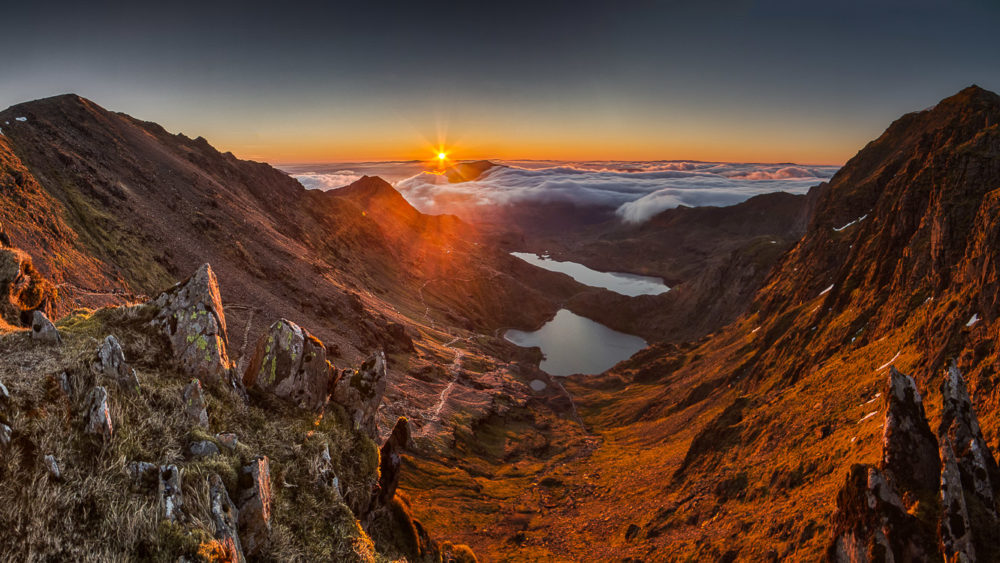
[149,264,232,385]
[0,380,11,418]
[83,386,113,438]
[939,362,1000,510]
[209,474,245,563]
[30,310,60,345]
[190,440,220,458]
[238,456,272,555]
[159,464,183,523]
[215,432,238,451]
[243,319,332,411]
[375,417,410,507]
[317,443,340,493]
[95,335,141,392]
[881,367,939,495]
[183,379,209,429]
[940,438,975,562]
[44,454,61,480]
[332,350,387,439]
[0,423,10,449]
[0,248,24,285]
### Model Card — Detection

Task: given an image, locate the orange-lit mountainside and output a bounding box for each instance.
[1,85,999,561]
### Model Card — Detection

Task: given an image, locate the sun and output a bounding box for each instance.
[437,152,447,161]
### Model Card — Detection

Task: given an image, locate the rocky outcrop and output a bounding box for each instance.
[183,379,209,429]
[83,386,113,438]
[150,264,232,385]
[30,310,60,345]
[159,464,183,523]
[881,367,940,495]
[937,363,1000,560]
[189,440,220,458]
[95,335,140,392]
[238,456,272,555]
[44,455,61,480]
[375,417,411,508]
[209,473,245,563]
[243,319,333,411]
[333,350,387,440]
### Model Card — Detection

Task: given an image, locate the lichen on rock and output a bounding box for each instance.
[243,319,333,412]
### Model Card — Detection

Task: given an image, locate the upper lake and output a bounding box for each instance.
[511,252,670,297]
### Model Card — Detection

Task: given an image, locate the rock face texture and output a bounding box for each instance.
[182,379,210,429]
[333,350,387,439]
[881,367,940,494]
[243,319,333,411]
[375,417,411,508]
[159,465,183,523]
[150,264,232,385]
[95,335,140,392]
[238,456,272,555]
[83,386,113,438]
[30,310,60,345]
[828,365,1000,562]
[209,473,245,563]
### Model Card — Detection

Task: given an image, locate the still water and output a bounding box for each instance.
[511,252,670,297]
[505,309,647,376]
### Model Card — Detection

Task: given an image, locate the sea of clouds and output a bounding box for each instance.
[287,161,839,224]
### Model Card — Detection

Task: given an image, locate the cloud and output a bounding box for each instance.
[292,171,363,190]
[391,161,838,224]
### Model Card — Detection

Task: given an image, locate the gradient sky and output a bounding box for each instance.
[2,0,998,164]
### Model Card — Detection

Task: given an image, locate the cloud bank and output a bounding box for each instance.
[293,171,363,190]
[393,161,838,223]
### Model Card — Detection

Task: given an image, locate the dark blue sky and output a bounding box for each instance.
[2,0,997,163]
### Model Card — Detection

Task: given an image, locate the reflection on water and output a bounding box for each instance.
[505,309,647,376]
[511,252,670,297]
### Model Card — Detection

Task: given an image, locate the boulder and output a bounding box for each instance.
[881,367,939,495]
[332,350,387,440]
[209,474,245,563]
[0,247,24,286]
[238,456,272,555]
[243,319,333,411]
[159,464,183,523]
[215,432,238,451]
[30,310,60,345]
[189,440,220,458]
[149,264,232,385]
[83,386,113,438]
[183,379,209,429]
[375,417,411,507]
[939,438,975,562]
[95,335,140,392]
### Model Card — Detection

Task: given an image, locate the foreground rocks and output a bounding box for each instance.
[183,379,209,429]
[150,264,232,385]
[238,456,272,555]
[95,335,140,392]
[827,364,1000,562]
[243,319,333,411]
[333,350,387,439]
[83,386,113,438]
[30,310,60,345]
[209,474,245,563]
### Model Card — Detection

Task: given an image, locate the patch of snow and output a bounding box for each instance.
[750,326,761,334]
[967,314,980,327]
[850,436,857,443]
[877,351,901,371]
[864,392,882,405]
[858,411,879,423]
[14,117,26,122]
[833,214,868,232]
[819,284,834,296]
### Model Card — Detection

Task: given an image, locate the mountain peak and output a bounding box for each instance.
[937,84,1000,109]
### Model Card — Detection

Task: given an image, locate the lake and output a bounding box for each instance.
[505,309,648,376]
[510,252,670,297]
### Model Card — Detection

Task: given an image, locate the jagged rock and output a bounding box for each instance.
[827,464,938,562]
[95,335,140,392]
[30,310,60,345]
[939,362,1000,510]
[0,248,23,285]
[182,379,209,429]
[243,319,333,411]
[332,350,387,439]
[83,386,113,438]
[940,438,975,561]
[215,432,238,451]
[150,264,232,385]
[209,473,245,563]
[127,461,158,489]
[44,454,60,480]
[0,380,10,419]
[317,443,341,493]
[0,423,10,449]
[375,417,410,507]
[881,367,939,495]
[238,456,272,555]
[190,440,220,458]
[159,464,183,523]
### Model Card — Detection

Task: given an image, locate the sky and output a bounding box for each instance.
[1,0,998,164]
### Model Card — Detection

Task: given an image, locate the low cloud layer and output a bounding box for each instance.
[394,161,838,223]
[293,171,363,190]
